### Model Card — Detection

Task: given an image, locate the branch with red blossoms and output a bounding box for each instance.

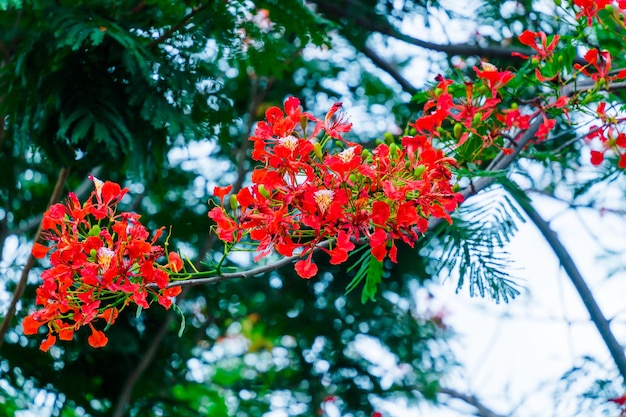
[24,1,626,352]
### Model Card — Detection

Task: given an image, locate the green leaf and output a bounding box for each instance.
[361,254,384,303]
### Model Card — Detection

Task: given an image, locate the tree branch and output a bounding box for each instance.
[361,45,418,95]
[147,5,206,49]
[509,190,626,381]
[0,167,70,348]
[314,0,551,63]
[111,301,180,417]
[439,387,507,417]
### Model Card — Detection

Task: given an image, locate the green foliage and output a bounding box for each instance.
[429,185,524,303]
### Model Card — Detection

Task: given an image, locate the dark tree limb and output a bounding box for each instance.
[509,190,626,381]
[314,0,548,63]
[361,45,418,95]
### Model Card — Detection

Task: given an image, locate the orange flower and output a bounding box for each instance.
[87,324,108,348]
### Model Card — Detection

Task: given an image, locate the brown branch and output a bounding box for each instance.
[111,295,182,417]
[165,240,332,288]
[361,45,418,95]
[147,5,206,49]
[4,167,102,238]
[509,191,626,381]
[314,0,550,63]
[439,387,507,417]
[0,167,70,349]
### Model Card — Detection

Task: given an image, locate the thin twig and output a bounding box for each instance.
[0,167,70,348]
[439,387,507,417]
[147,5,206,49]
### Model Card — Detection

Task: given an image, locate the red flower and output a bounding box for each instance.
[513,30,559,61]
[40,335,57,352]
[32,243,50,259]
[324,102,353,141]
[573,0,613,26]
[213,185,232,206]
[295,258,318,279]
[473,64,515,97]
[590,150,604,166]
[574,49,626,86]
[22,315,44,335]
[87,324,108,348]
[168,252,184,273]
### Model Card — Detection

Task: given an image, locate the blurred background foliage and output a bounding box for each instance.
[1,0,624,416]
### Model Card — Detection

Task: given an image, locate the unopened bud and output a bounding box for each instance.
[313,142,323,160]
[229,194,238,211]
[89,225,101,237]
[384,132,394,144]
[413,165,426,178]
[389,143,398,155]
[472,112,483,126]
[453,123,463,139]
[361,149,370,159]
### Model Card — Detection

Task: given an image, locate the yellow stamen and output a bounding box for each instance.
[313,190,334,213]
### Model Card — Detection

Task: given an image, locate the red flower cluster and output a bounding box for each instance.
[587,101,626,168]
[573,0,614,26]
[209,98,463,278]
[416,64,563,159]
[574,49,626,86]
[24,177,182,351]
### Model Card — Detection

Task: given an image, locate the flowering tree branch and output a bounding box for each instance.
[163,116,543,289]
[0,167,70,348]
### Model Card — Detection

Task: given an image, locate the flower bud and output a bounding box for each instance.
[389,143,398,155]
[229,194,238,211]
[453,123,463,139]
[313,142,323,160]
[413,165,426,178]
[472,112,482,126]
[384,132,394,144]
[361,149,370,159]
[89,225,101,237]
